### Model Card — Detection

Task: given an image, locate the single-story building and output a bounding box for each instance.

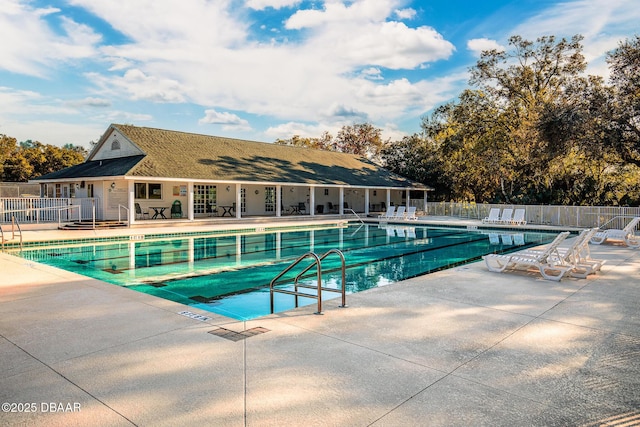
[33,124,430,224]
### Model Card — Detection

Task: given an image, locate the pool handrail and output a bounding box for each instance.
[270,249,347,315]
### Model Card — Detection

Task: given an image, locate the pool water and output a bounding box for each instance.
[15,223,556,320]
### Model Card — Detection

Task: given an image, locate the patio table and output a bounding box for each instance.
[150,207,168,219]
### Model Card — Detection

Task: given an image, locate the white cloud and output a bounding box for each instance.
[0,119,103,147]
[0,0,100,76]
[395,8,416,20]
[65,97,112,108]
[199,109,251,131]
[246,0,302,10]
[87,69,187,103]
[467,38,504,56]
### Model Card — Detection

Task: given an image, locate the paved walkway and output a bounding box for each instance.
[1,221,639,426]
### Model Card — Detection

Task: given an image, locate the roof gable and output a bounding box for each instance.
[90,127,145,161]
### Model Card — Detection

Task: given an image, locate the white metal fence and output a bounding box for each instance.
[0,198,101,224]
[425,202,640,230]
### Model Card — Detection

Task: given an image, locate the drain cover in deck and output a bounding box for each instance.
[208,327,269,342]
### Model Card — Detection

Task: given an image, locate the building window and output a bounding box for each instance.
[135,183,162,200]
[265,187,275,212]
[194,185,217,214]
[324,189,329,196]
[111,139,121,150]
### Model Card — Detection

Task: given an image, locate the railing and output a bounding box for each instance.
[270,249,347,315]
[118,205,130,227]
[56,205,81,228]
[344,208,364,224]
[0,198,100,224]
[425,202,640,229]
[1,215,23,251]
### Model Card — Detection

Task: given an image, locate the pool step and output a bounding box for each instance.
[58,221,128,230]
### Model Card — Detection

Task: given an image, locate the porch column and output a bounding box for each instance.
[364,189,370,215]
[424,190,428,215]
[235,185,242,219]
[128,180,135,224]
[276,185,282,217]
[309,186,315,217]
[187,182,194,221]
[406,188,411,208]
[339,187,344,215]
[386,189,391,209]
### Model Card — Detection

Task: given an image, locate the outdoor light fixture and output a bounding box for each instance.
[290,188,294,192]
[226,186,230,192]
[110,182,116,189]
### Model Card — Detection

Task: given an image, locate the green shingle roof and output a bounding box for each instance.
[37,124,427,189]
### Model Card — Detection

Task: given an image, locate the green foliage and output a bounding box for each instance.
[275,123,384,162]
[0,138,86,182]
[383,34,640,206]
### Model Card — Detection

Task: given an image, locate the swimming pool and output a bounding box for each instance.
[14,223,557,320]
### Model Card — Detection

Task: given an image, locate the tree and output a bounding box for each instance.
[0,138,86,181]
[335,123,384,161]
[606,35,640,167]
[275,132,334,150]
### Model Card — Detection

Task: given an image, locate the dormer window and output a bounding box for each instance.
[111,139,121,150]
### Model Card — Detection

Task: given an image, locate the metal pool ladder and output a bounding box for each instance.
[270,249,347,315]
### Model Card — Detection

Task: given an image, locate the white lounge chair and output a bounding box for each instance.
[378,205,395,220]
[590,217,640,248]
[483,231,573,281]
[393,206,406,220]
[483,208,501,224]
[405,206,418,220]
[512,209,526,225]
[522,228,604,278]
[498,208,513,224]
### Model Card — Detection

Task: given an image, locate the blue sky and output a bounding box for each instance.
[0,0,638,148]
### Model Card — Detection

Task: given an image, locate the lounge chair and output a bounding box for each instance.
[498,208,513,224]
[378,205,395,219]
[483,231,572,281]
[405,206,418,220]
[393,206,406,220]
[522,228,604,278]
[589,217,640,248]
[482,208,501,224]
[512,209,527,225]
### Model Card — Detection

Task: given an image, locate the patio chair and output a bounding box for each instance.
[589,217,640,248]
[393,206,406,220]
[378,205,395,219]
[135,203,149,220]
[498,208,513,224]
[482,208,501,224]
[405,206,418,220]
[512,209,527,225]
[483,231,573,281]
[206,201,218,217]
[171,200,182,218]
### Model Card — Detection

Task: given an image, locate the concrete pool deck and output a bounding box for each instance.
[1,219,639,426]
